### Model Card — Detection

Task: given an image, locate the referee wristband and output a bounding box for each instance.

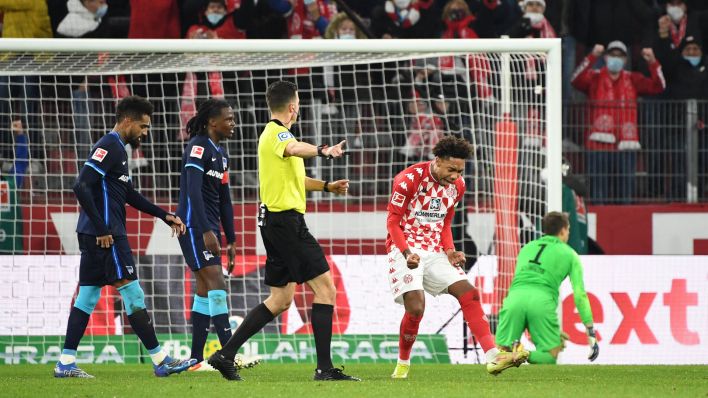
[317,144,331,159]
[323,180,330,193]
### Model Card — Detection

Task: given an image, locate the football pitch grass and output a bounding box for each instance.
[4,364,706,398]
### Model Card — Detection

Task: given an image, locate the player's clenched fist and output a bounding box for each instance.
[404,251,420,269]
[446,250,466,268]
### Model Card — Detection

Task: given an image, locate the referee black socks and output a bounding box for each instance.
[220,303,274,360]
[312,303,334,371]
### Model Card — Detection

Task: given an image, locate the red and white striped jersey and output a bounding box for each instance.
[386,161,465,253]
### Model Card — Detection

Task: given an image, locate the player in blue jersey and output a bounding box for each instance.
[55,96,196,378]
[175,99,238,369]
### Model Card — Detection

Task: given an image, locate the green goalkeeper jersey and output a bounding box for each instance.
[510,235,593,325]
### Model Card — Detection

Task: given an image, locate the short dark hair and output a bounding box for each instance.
[432,135,473,159]
[266,80,298,112]
[542,211,569,236]
[116,96,154,122]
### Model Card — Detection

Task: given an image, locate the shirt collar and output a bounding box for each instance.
[270,119,286,128]
[208,137,220,152]
[109,131,125,146]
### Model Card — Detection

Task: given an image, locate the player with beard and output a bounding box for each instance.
[386,135,529,378]
[55,96,196,378]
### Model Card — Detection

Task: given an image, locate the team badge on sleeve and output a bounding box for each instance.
[91,148,108,162]
[391,192,406,207]
[190,145,204,159]
[222,157,228,170]
[278,132,294,141]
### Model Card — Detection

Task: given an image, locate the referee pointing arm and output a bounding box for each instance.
[208,81,360,382]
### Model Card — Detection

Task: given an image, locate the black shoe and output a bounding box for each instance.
[208,351,243,381]
[313,366,361,381]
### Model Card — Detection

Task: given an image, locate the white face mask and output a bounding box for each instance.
[667,5,685,23]
[338,33,356,40]
[524,12,544,25]
[394,0,411,9]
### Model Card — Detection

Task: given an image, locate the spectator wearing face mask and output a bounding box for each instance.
[508,0,556,39]
[649,34,708,200]
[440,0,500,39]
[657,0,708,49]
[185,0,245,40]
[371,0,440,39]
[55,0,109,38]
[571,41,666,204]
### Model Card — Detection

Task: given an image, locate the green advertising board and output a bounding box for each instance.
[1,334,449,365]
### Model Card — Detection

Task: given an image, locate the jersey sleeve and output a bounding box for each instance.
[183,142,210,232]
[386,169,417,253]
[270,130,297,159]
[84,141,120,177]
[568,250,594,326]
[219,153,236,244]
[441,178,466,252]
[183,142,209,172]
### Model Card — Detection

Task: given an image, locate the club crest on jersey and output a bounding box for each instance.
[403,274,413,284]
[222,158,228,170]
[278,132,294,141]
[445,185,457,199]
[203,251,215,260]
[190,145,204,159]
[391,192,406,207]
[91,148,108,162]
[429,198,441,211]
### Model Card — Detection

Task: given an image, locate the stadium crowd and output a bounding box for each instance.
[1,0,708,204]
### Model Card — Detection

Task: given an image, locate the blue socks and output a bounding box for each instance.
[191,295,211,362]
[208,290,232,346]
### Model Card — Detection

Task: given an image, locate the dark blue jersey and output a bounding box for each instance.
[76,132,131,237]
[176,135,235,243]
[74,131,168,237]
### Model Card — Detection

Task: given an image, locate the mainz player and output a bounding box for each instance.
[386,135,529,378]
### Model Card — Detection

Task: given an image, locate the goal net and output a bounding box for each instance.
[0,39,561,365]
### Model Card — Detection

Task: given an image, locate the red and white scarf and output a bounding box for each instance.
[385,1,421,28]
[588,68,640,150]
[669,16,687,48]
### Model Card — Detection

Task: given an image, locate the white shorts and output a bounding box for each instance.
[387,248,468,304]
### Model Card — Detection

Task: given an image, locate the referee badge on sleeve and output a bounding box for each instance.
[277,132,294,142]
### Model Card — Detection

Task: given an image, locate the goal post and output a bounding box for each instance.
[0,38,561,365]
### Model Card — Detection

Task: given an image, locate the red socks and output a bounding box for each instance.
[398,312,423,361]
[458,289,495,352]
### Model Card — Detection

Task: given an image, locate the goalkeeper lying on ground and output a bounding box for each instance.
[495,211,599,364]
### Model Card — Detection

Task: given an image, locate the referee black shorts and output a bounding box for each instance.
[259,208,330,287]
[78,233,138,286]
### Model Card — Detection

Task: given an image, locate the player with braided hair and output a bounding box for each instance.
[176,99,238,368]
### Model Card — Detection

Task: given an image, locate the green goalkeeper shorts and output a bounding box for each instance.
[495,289,561,352]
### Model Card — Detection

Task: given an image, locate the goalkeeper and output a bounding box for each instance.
[495,211,599,364]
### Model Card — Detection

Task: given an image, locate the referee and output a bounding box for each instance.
[209,81,360,381]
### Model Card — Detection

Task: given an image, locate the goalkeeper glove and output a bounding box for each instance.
[587,326,599,362]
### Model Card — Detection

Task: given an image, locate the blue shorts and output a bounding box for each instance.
[178,228,222,271]
[78,233,138,286]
